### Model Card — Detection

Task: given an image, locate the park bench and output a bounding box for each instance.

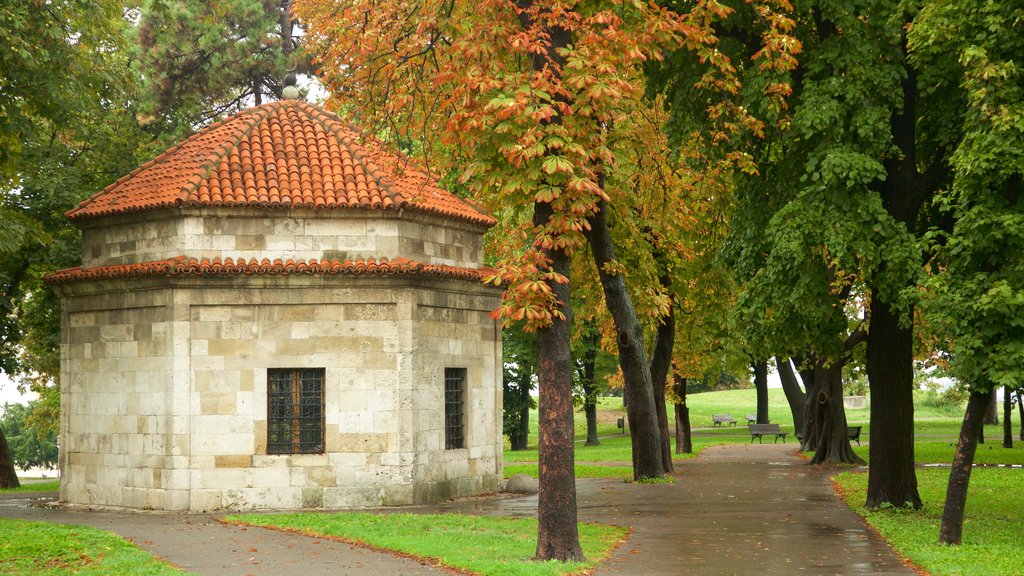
[749,423,788,443]
[795,425,864,445]
[847,425,863,445]
[712,414,737,427]
[745,414,759,424]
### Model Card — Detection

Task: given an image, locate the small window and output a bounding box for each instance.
[267,368,325,454]
[444,368,466,450]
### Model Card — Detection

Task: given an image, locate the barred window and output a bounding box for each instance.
[444,368,466,450]
[267,368,325,454]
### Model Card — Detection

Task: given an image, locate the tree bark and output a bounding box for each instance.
[752,359,769,424]
[673,375,692,454]
[533,200,584,561]
[984,391,999,425]
[581,330,600,447]
[797,354,820,452]
[649,289,675,472]
[586,199,664,480]
[808,359,864,465]
[938,388,992,545]
[513,379,531,451]
[1017,390,1024,441]
[776,357,806,435]
[516,0,584,560]
[0,425,20,488]
[865,292,921,509]
[1003,386,1013,449]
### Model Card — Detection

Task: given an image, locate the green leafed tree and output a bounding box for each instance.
[134,0,306,134]
[0,0,145,488]
[1,402,59,472]
[909,0,1024,545]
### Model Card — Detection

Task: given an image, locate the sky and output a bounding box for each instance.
[0,372,37,414]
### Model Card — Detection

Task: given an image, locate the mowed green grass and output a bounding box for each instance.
[0,480,59,493]
[0,518,192,575]
[228,512,627,576]
[835,468,1024,576]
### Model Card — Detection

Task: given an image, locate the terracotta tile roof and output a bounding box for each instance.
[45,256,494,285]
[67,101,495,227]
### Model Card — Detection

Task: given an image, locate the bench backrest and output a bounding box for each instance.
[713,414,734,421]
[749,423,782,434]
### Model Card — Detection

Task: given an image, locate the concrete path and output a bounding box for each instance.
[0,443,915,575]
[424,443,915,575]
[0,496,447,575]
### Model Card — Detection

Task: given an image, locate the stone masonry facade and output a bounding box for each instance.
[54,211,502,512]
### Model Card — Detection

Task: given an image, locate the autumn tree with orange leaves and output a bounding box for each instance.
[295,0,796,560]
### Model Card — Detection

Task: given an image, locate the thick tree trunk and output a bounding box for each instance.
[533,201,584,562]
[808,360,864,465]
[0,426,20,488]
[649,292,675,472]
[938,388,992,545]
[586,199,663,480]
[1003,387,1013,449]
[798,356,820,452]
[582,331,600,447]
[776,357,806,434]
[673,376,692,454]
[752,360,769,424]
[984,392,999,425]
[865,292,921,509]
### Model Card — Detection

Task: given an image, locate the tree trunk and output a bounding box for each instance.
[865,292,921,509]
[776,357,806,435]
[649,288,675,472]
[533,200,584,562]
[586,199,663,480]
[938,388,992,545]
[1003,386,1013,449]
[513,379,531,451]
[798,355,820,452]
[517,0,583,560]
[808,359,864,465]
[582,331,600,447]
[984,391,999,425]
[752,359,769,424]
[673,375,692,454]
[1017,390,1024,441]
[0,425,20,488]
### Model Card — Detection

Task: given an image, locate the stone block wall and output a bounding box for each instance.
[79,209,486,270]
[56,274,501,512]
[60,285,190,511]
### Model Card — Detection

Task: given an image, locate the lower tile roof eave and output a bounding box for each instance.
[45,259,501,293]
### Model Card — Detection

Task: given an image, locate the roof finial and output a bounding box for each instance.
[282,69,300,100]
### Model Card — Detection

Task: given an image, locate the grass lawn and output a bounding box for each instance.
[505,463,633,479]
[853,440,1024,465]
[505,433,735,465]
[0,481,59,493]
[835,468,1024,576]
[227,512,627,576]
[0,518,192,575]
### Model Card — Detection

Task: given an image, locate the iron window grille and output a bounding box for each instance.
[267,368,325,454]
[444,368,466,450]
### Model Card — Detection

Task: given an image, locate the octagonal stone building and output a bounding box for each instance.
[45,100,503,511]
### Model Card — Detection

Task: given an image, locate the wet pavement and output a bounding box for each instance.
[0,443,915,575]
[423,443,915,575]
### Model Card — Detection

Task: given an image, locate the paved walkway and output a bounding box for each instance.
[0,443,914,575]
